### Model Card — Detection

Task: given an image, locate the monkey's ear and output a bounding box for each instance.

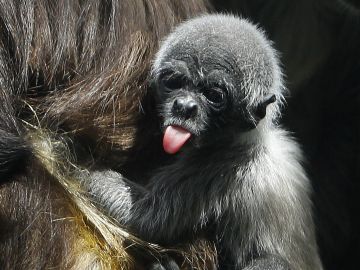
[254,94,276,120]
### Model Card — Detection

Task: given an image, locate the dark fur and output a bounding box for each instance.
[212,1,360,269]
[85,15,322,270]
[0,1,212,269]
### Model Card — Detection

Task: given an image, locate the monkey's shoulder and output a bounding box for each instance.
[237,129,311,200]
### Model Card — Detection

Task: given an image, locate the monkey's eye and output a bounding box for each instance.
[203,87,226,105]
[162,75,184,90]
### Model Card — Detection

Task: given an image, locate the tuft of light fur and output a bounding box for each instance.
[26,126,133,269]
[24,116,217,269]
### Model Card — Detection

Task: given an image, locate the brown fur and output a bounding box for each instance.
[0,0,217,269]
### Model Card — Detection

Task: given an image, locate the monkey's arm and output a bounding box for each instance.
[82,169,197,244]
[83,170,182,270]
[83,170,146,223]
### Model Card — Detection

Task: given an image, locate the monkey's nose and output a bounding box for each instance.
[172,98,198,119]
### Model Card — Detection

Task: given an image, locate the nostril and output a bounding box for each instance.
[186,101,198,118]
[172,98,182,114]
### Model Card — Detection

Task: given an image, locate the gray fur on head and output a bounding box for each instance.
[152,14,285,123]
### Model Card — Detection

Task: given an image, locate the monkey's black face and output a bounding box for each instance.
[153,59,255,154]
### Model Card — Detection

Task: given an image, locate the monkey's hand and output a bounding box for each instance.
[80,170,185,269]
[80,170,146,224]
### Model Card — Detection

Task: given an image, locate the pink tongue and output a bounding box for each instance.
[163,126,192,154]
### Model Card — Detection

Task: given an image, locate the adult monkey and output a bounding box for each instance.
[0,0,214,269]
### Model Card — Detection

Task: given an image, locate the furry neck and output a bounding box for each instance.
[234,119,274,148]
